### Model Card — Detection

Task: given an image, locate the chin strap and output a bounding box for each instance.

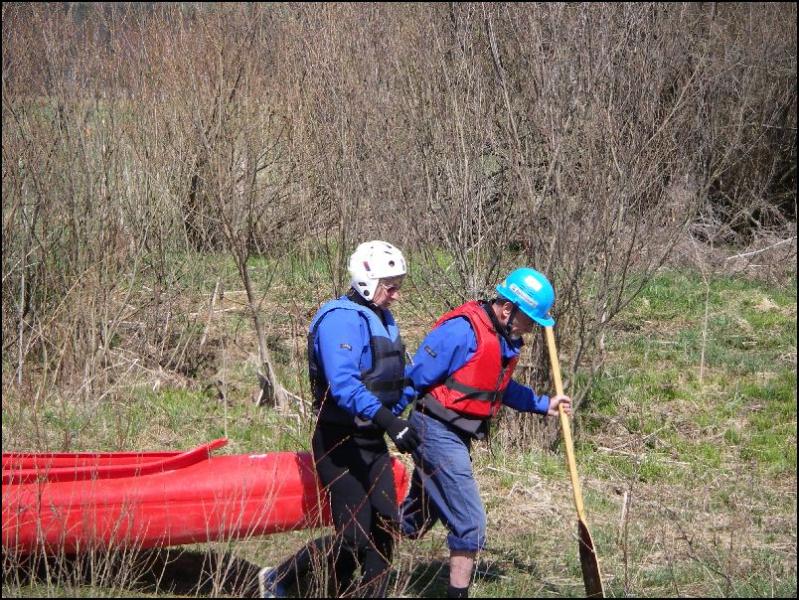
[347,287,377,308]
[347,287,385,323]
[483,300,518,344]
[506,303,520,337]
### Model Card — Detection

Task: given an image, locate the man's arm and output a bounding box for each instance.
[404,317,477,395]
[503,379,573,416]
[502,379,551,414]
[314,310,384,420]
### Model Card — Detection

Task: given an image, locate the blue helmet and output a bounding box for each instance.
[495,267,556,327]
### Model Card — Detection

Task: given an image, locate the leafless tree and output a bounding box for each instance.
[2,3,795,444]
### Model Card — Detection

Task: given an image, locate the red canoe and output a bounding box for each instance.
[2,439,409,554]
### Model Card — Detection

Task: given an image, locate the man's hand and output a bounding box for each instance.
[373,406,421,453]
[547,394,572,417]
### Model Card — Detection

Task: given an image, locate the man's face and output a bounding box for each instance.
[372,276,404,309]
[499,301,536,339]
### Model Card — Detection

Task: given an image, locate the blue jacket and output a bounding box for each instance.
[308,296,411,424]
[404,316,550,414]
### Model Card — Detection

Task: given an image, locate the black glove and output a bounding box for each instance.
[373,407,421,454]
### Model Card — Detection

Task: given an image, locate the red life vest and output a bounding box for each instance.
[427,301,519,419]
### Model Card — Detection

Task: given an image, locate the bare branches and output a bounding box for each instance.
[2,3,795,429]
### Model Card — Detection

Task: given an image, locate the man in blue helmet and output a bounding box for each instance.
[399,267,572,599]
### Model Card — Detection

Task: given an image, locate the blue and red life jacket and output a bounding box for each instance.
[427,301,519,419]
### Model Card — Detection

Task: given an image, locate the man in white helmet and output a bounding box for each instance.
[259,241,419,598]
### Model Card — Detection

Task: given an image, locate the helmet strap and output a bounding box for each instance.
[485,299,517,343]
[506,303,519,337]
[347,286,385,320]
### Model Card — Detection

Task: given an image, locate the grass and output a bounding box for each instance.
[2,263,797,597]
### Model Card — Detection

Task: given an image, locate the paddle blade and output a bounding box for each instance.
[577,519,605,598]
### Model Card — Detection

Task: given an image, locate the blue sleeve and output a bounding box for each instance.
[502,379,550,414]
[404,317,477,396]
[393,386,413,416]
[314,310,384,420]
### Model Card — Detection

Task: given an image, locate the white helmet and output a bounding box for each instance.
[348,240,407,300]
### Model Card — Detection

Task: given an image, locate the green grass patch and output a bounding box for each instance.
[3,261,796,598]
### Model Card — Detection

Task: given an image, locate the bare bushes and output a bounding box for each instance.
[3,4,302,410]
[3,5,150,397]
[2,4,795,444]
[125,5,303,408]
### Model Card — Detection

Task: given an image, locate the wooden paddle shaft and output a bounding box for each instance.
[545,326,605,598]
[545,326,587,522]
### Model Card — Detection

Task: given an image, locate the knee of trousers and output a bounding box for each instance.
[337,522,392,556]
[337,535,392,564]
[445,515,487,553]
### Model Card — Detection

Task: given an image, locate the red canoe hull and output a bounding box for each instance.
[2,440,409,554]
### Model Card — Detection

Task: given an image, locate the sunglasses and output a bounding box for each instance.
[380,281,403,294]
